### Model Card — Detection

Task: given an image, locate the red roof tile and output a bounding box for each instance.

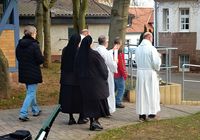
[127,7,154,33]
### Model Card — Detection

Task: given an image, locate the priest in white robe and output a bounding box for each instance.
[135,32,161,122]
[94,35,118,114]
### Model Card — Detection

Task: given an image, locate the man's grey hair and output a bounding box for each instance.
[24,25,36,36]
[98,35,107,45]
[143,32,152,39]
[81,29,88,34]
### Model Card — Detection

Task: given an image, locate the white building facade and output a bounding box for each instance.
[157,0,200,49]
[156,0,200,71]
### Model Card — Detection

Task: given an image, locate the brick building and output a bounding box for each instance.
[0,0,19,82]
[155,0,200,72]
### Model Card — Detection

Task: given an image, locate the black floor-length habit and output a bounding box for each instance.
[75,35,110,118]
[59,34,82,114]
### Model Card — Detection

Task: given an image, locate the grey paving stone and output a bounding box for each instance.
[0,103,200,139]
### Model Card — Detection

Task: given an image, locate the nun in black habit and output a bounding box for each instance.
[75,35,110,131]
[59,33,88,125]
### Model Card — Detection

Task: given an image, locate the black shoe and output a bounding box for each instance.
[68,118,76,125]
[147,115,160,121]
[148,114,156,118]
[89,121,103,131]
[19,117,29,122]
[33,110,42,117]
[116,104,125,108]
[77,118,89,124]
[139,114,146,122]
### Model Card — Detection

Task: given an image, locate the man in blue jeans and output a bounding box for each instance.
[16,25,44,121]
[113,37,127,108]
[115,77,126,108]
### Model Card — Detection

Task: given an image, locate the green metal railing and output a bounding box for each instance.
[35,105,61,140]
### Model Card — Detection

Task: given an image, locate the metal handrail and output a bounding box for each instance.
[129,47,178,85]
[182,64,200,100]
[160,66,178,69]
[157,47,177,84]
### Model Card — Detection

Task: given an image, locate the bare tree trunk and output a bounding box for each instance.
[108,0,130,51]
[43,7,51,68]
[42,0,57,68]
[79,0,88,31]
[35,0,44,50]
[72,0,80,33]
[72,0,88,34]
[0,49,10,98]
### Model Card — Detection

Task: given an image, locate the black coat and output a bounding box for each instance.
[16,35,44,84]
[75,35,110,118]
[60,46,79,85]
[79,50,109,100]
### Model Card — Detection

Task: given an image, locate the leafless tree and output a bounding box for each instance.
[108,0,130,51]
[72,0,88,33]
[0,48,10,98]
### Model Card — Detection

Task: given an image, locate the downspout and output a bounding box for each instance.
[154,0,158,47]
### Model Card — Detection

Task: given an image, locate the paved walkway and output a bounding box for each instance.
[1,102,200,140]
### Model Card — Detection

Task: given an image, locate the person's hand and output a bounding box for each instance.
[113,44,119,50]
[114,58,118,63]
[113,48,118,62]
[158,53,162,58]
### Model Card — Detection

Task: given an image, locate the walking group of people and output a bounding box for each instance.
[16,25,161,131]
[59,29,128,130]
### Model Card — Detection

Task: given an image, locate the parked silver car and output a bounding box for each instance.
[124,46,137,67]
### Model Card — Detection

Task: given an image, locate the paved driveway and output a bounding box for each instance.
[129,67,200,101]
[159,71,200,100]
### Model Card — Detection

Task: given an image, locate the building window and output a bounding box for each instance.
[127,14,134,27]
[161,53,166,66]
[179,8,189,31]
[163,9,169,31]
[179,55,190,71]
[136,38,140,45]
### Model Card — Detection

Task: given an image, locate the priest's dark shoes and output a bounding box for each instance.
[147,115,160,121]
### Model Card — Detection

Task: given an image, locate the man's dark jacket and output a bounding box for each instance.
[16,35,44,84]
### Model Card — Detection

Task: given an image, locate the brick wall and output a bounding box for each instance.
[159,32,200,72]
[0,30,18,83]
[9,72,18,83]
[0,30,16,67]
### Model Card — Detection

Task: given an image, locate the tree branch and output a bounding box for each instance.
[43,0,49,10]
[49,0,57,8]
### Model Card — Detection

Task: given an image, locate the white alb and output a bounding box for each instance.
[135,39,161,115]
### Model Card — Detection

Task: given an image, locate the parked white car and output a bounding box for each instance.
[124,45,137,67]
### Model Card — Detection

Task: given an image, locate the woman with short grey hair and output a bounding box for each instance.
[16,25,44,121]
[24,25,37,39]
